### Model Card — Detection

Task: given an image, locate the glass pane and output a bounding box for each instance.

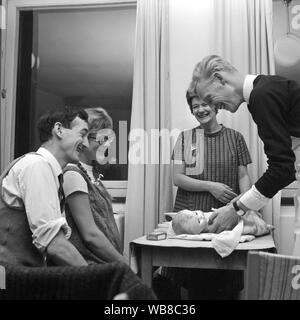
[273,1,300,83]
[15,6,136,180]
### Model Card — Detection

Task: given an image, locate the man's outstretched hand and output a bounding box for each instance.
[206,204,240,233]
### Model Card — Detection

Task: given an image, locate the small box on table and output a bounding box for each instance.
[146,231,167,241]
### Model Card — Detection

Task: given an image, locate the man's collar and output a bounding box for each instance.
[37,147,62,178]
[243,74,258,104]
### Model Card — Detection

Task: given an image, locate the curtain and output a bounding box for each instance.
[0,0,6,173]
[124,0,173,258]
[211,0,280,246]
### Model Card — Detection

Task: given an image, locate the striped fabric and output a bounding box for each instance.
[173,125,252,212]
[248,251,300,300]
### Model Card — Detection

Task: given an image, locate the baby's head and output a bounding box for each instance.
[172,210,208,235]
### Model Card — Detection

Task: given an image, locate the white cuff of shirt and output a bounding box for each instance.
[239,185,270,211]
[32,217,72,252]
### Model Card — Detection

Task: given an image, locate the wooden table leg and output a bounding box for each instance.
[141,246,153,288]
[236,271,246,300]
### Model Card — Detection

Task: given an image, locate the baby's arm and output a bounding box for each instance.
[242,210,274,236]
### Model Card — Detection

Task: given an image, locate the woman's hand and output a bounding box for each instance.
[209,182,238,204]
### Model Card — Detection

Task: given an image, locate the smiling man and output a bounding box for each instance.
[0,108,90,266]
[0,108,157,300]
[190,54,300,255]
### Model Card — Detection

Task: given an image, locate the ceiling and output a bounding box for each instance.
[36,6,136,100]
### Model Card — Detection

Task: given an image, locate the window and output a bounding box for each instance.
[15,4,136,182]
[273,0,300,85]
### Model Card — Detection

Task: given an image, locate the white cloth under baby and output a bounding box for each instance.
[166,220,255,258]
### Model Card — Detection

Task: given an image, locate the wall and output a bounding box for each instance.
[169,0,214,132]
[169,0,214,202]
[273,0,300,254]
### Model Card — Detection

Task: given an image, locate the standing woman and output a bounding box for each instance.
[63,108,126,265]
[173,91,252,215]
[162,89,253,299]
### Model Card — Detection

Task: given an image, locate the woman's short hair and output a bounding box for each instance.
[85,107,113,134]
[186,89,198,113]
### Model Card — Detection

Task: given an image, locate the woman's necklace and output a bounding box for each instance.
[77,162,103,186]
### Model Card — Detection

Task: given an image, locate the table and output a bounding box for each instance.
[131,234,275,289]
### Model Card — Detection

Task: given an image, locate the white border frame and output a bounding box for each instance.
[2,0,136,170]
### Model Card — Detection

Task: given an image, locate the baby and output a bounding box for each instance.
[171,209,274,237]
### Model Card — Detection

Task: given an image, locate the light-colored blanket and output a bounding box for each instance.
[155,210,274,257]
[164,220,254,258]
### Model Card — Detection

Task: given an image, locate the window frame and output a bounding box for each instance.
[1,0,136,195]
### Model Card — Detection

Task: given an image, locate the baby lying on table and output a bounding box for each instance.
[171,209,274,237]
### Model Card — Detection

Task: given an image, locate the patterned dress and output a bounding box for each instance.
[63,165,122,265]
[173,125,252,212]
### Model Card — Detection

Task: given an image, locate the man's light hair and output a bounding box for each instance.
[192,55,237,82]
[188,55,237,97]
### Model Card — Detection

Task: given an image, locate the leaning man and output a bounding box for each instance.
[0,108,89,266]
